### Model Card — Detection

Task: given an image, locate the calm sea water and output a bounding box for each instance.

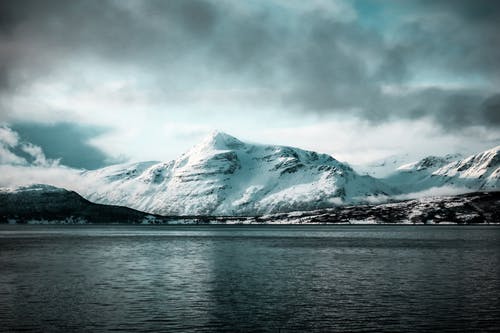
[0,225,499,332]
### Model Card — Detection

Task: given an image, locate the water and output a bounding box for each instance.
[1,225,499,332]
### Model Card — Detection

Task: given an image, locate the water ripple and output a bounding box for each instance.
[0,225,499,332]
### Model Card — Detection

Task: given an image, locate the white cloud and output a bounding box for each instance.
[0,125,20,147]
[0,124,27,165]
[395,186,476,200]
[0,145,27,165]
[0,165,81,190]
[0,124,59,167]
[253,117,500,165]
[20,143,59,167]
[0,126,104,192]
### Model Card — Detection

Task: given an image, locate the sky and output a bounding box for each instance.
[0,0,499,170]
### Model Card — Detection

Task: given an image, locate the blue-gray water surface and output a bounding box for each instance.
[0,225,499,332]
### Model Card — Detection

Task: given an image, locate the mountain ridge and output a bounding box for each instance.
[78,131,396,216]
[2,131,498,217]
[384,146,500,193]
[0,184,164,224]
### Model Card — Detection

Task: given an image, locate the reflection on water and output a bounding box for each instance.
[1,225,499,332]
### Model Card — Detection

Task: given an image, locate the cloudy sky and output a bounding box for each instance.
[1,0,499,170]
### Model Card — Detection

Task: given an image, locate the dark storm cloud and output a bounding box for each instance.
[11,123,117,169]
[0,66,9,91]
[418,0,500,22]
[0,0,498,129]
[480,94,500,125]
[282,18,380,112]
[375,0,500,129]
[0,0,217,89]
[405,89,492,129]
[391,14,499,80]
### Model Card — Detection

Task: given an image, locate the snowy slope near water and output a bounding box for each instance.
[2,185,498,224]
[80,131,395,215]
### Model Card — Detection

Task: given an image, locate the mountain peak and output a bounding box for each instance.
[200,130,244,150]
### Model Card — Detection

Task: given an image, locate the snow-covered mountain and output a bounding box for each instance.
[396,154,463,173]
[79,131,395,215]
[2,129,496,217]
[354,153,463,178]
[432,146,499,189]
[385,147,499,193]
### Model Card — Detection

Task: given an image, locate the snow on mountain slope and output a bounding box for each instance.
[385,147,499,193]
[397,154,462,173]
[432,146,499,189]
[354,153,463,178]
[79,131,395,215]
[3,185,498,224]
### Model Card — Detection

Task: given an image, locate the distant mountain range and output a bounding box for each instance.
[0,131,499,220]
[383,146,499,193]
